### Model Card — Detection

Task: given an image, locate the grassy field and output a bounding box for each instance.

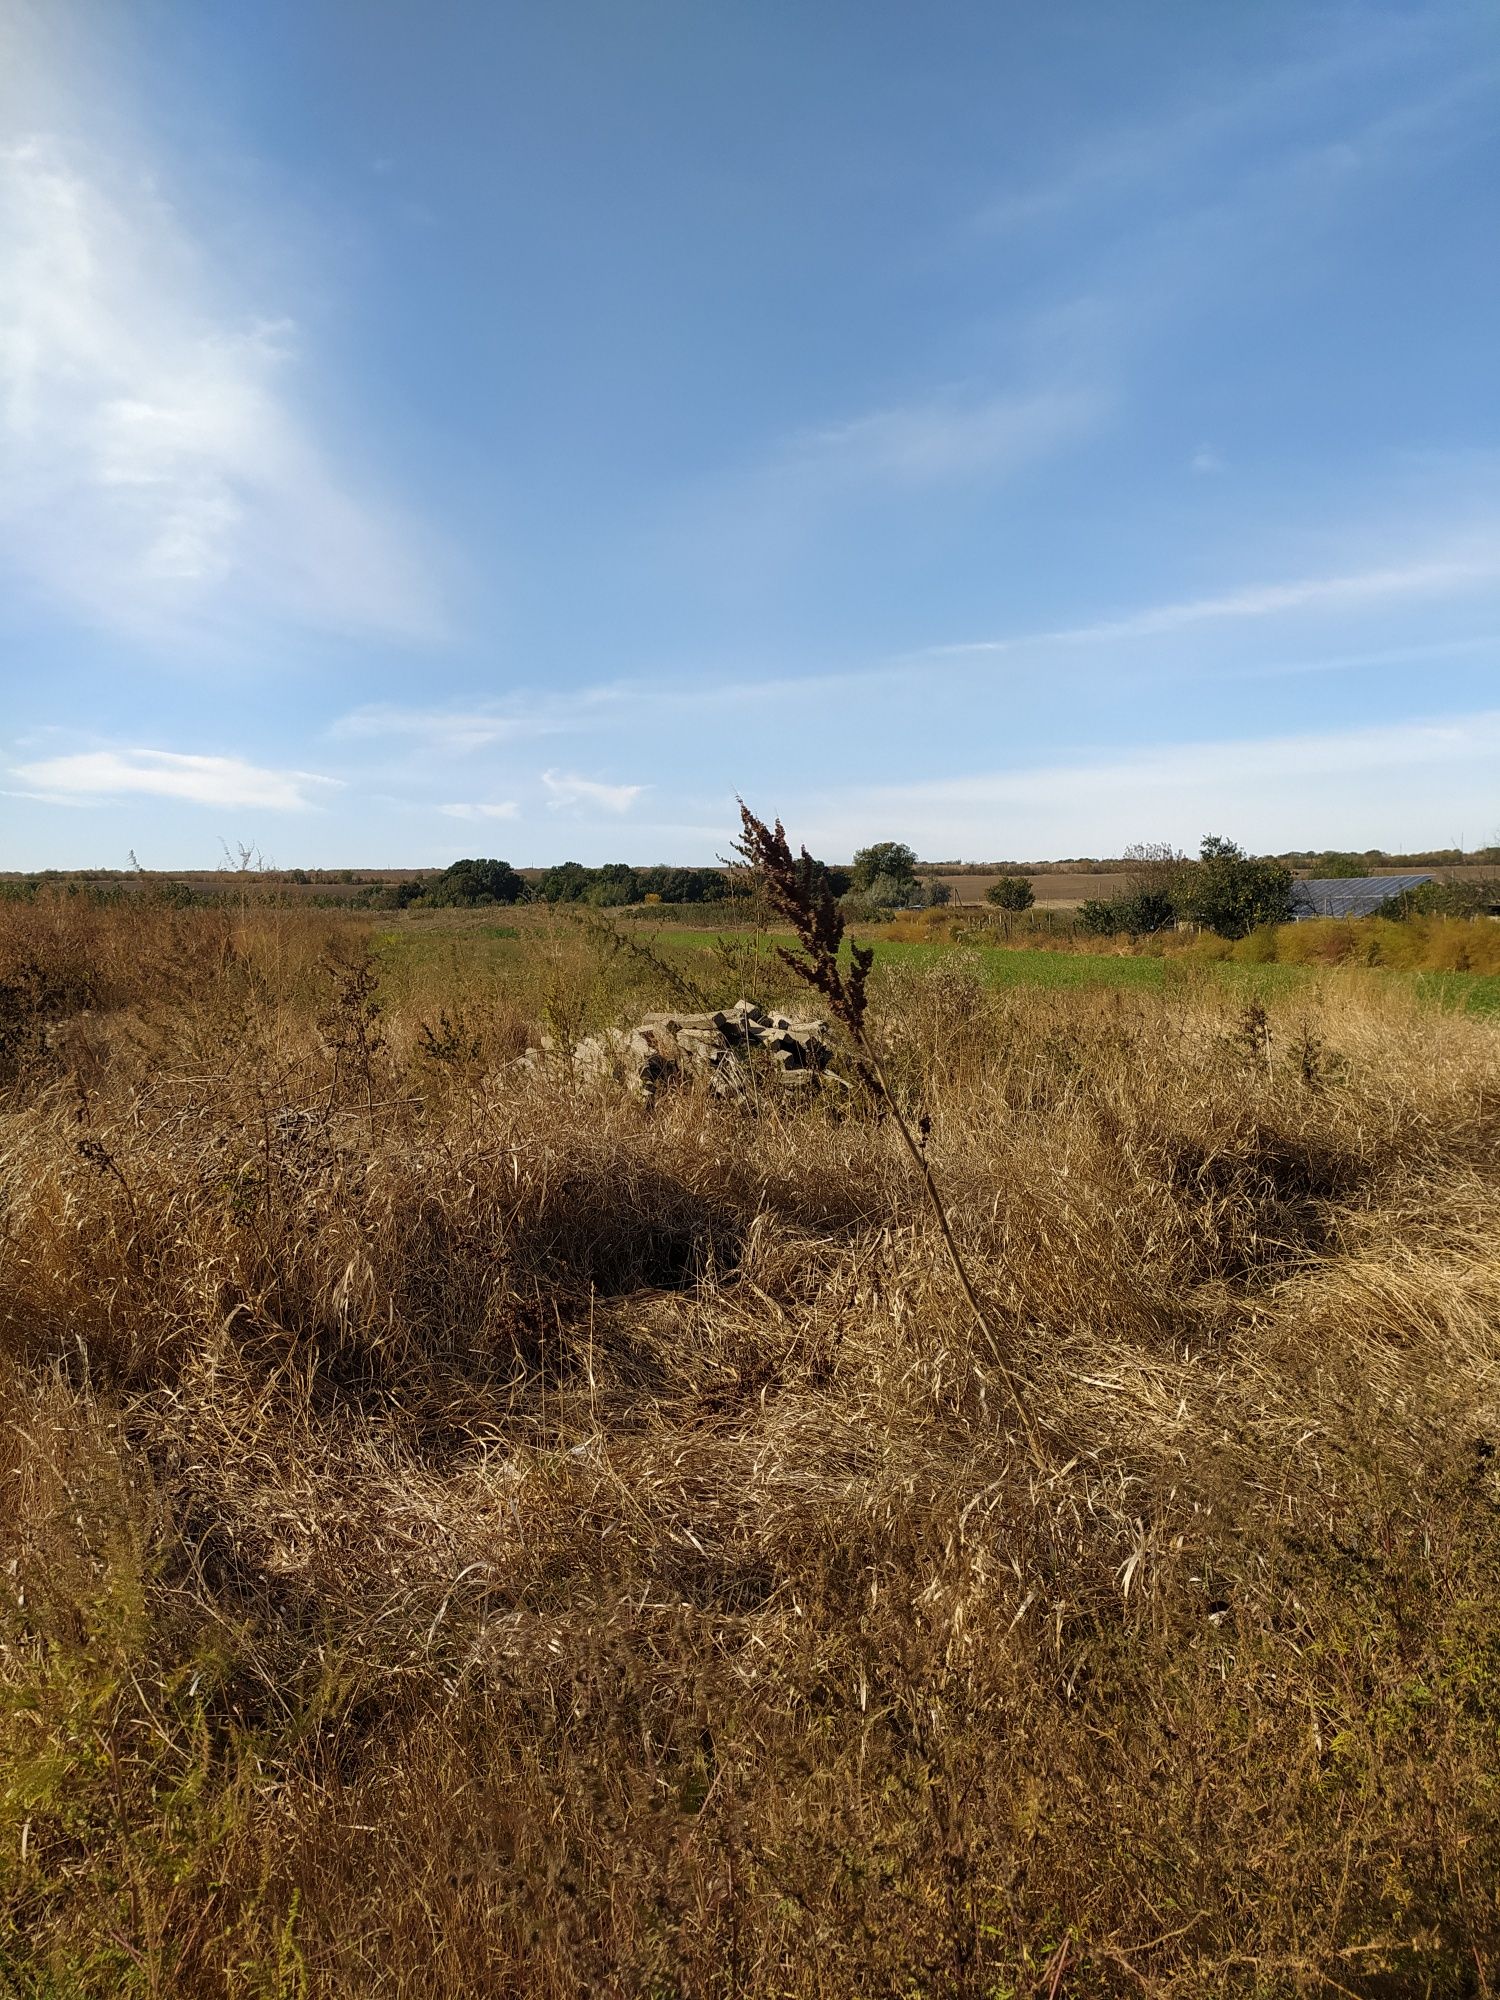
[375,912,1500,1017]
[3,891,1500,1995]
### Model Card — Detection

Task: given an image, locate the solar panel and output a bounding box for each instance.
[1289,875,1434,919]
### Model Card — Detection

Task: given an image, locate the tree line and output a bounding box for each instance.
[390,859,734,909]
[390,836,1496,936]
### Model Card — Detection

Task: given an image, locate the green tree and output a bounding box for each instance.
[1178,835,1293,938]
[585,862,639,906]
[536,861,590,903]
[1307,851,1374,879]
[849,842,918,896]
[636,865,731,904]
[425,858,526,907]
[986,875,1034,912]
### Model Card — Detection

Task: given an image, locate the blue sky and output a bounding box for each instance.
[2,0,1497,868]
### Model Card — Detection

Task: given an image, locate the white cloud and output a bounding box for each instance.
[789,710,1500,859]
[1190,446,1224,475]
[542,769,645,814]
[789,387,1100,488]
[331,704,561,752]
[440,800,520,822]
[0,111,440,641]
[9,748,340,810]
[930,547,1500,657]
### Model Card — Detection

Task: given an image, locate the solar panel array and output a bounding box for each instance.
[1289,874,1434,920]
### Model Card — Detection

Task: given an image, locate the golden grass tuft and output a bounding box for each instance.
[1,895,1499,1995]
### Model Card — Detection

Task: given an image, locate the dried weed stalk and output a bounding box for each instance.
[736,801,1039,1451]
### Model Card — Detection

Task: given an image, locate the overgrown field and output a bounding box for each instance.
[378,909,1500,1019]
[2,894,1499,1997]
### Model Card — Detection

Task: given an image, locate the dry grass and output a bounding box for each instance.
[880,904,1500,978]
[2,895,1499,1996]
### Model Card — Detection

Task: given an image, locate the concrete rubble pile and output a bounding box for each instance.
[523,998,844,1103]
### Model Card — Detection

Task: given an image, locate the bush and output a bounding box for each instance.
[986,876,1034,912]
[841,871,920,920]
[1307,851,1377,879]
[1178,836,1293,939]
[424,858,527,907]
[1380,878,1500,920]
[849,842,918,899]
[1078,887,1176,936]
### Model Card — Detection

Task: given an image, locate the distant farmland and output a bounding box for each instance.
[921,861,1500,908]
[923,869,1124,907]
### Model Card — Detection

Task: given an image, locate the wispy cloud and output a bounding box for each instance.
[10,748,341,810]
[930,547,1500,658]
[0,110,440,642]
[976,13,1479,238]
[542,770,645,814]
[331,704,563,753]
[440,800,520,822]
[787,386,1101,488]
[664,381,1105,590]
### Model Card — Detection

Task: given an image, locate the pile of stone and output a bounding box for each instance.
[526,999,842,1103]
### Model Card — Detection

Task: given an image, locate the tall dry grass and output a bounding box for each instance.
[887,902,1500,976]
[1,896,1498,1996]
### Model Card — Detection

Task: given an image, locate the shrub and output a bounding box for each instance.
[1306,851,1377,878]
[1381,877,1500,920]
[986,875,1035,912]
[1177,835,1293,938]
[849,842,918,899]
[841,871,919,920]
[1078,887,1176,936]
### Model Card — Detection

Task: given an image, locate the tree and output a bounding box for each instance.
[1121,841,1187,899]
[536,861,591,903]
[636,865,731,904]
[849,842,918,896]
[1307,851,1374,879]
[841,873,918,917]
[585,863,639,907]
[986,875,1034,912]
[1178,835,1293,939]
[424,858,526,907]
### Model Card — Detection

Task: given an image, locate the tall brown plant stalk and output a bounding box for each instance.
[735,802,1040,1454]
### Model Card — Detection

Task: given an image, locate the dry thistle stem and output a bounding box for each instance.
[736,801,1040,1455]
